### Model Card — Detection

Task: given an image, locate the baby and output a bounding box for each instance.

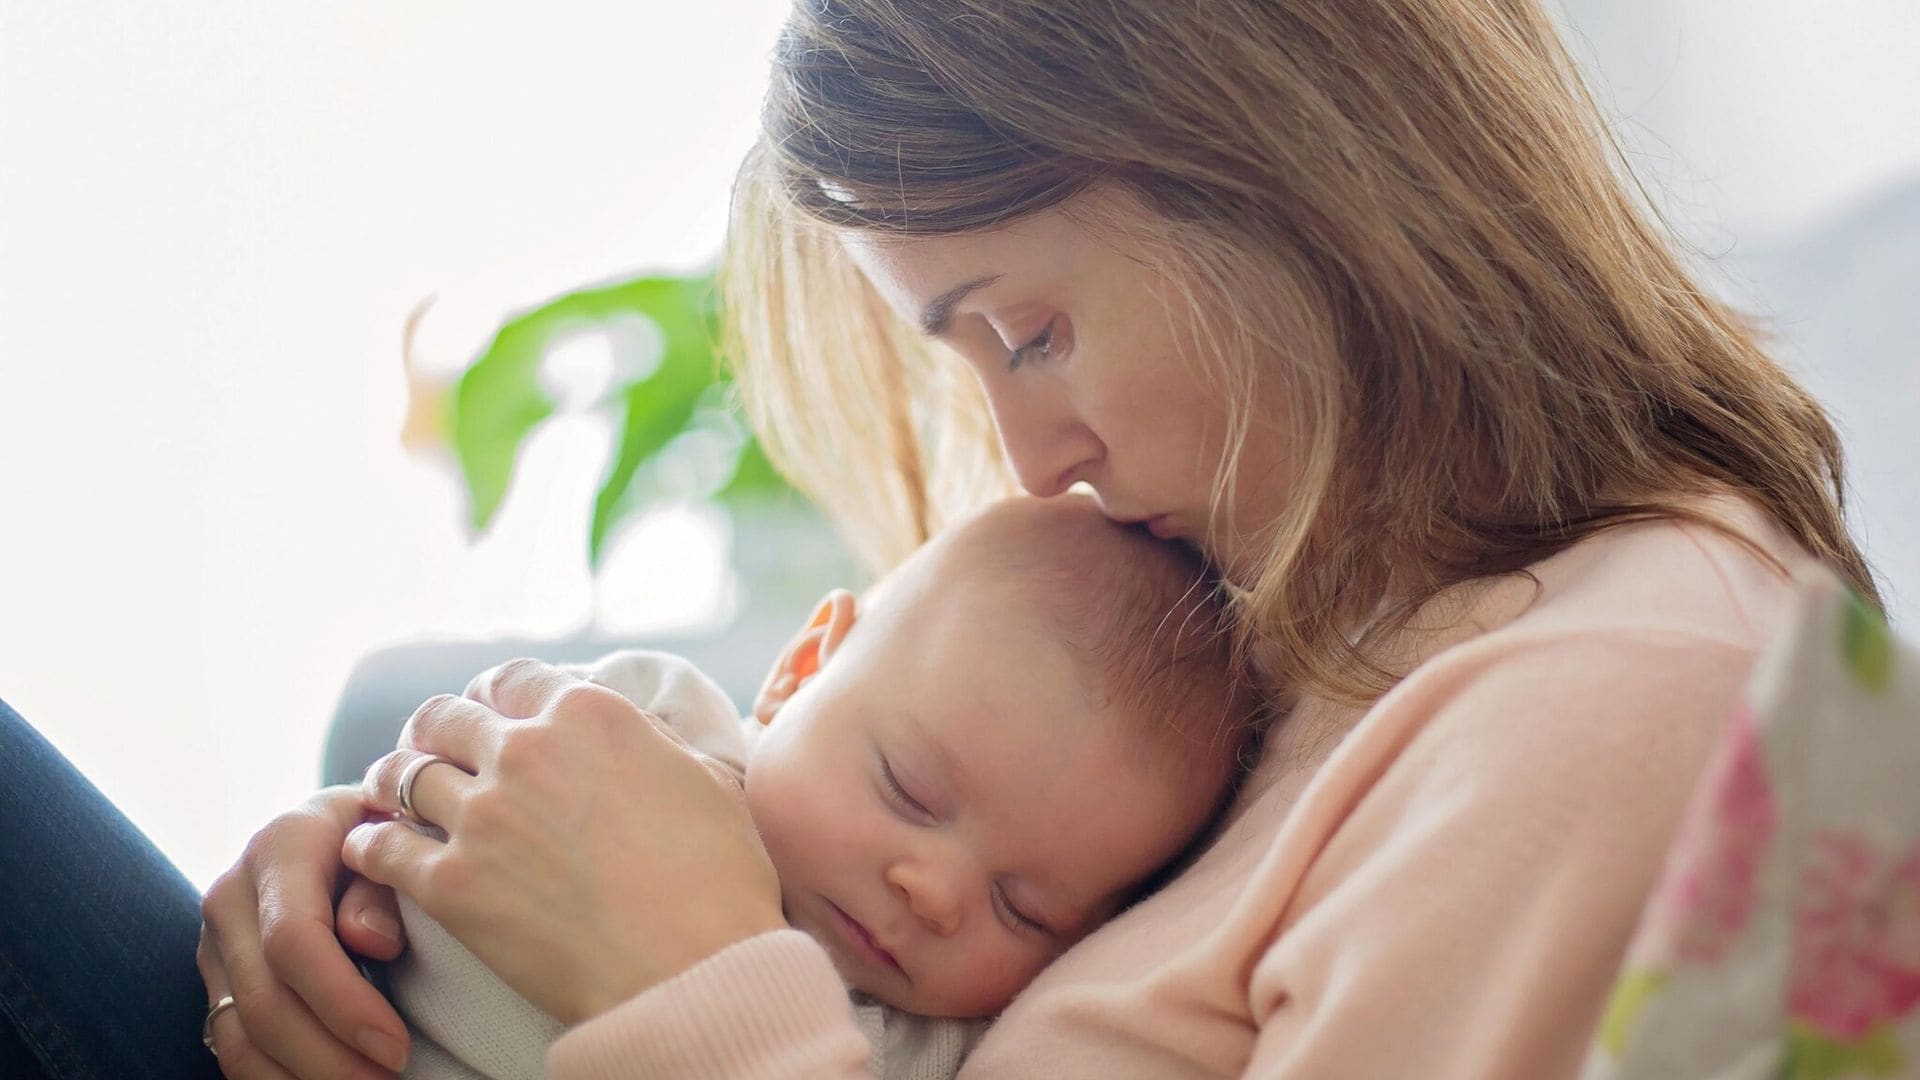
[386,495,1252,1079]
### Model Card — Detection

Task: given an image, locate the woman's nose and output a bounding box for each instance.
[884,861,964,937]
[980,379,1101,498]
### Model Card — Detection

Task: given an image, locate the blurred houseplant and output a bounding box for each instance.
[326,271,841,784]
[401,270,798,571]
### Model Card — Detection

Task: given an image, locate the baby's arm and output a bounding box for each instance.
[562,649,752,780]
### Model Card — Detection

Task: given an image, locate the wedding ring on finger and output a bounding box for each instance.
[398,752,456,829]
[202,995,237,1055]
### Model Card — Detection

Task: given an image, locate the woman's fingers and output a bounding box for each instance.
[334,875,406,962]
[253,792,412,1071]
[462,656,587,718]
[200,787,410,1077]
[341,818,450,902]
[371,677,783,1025]
[360,747,477,831]
[395,692,506,770]
[193,944,298,1080]
[200,891,396,1079]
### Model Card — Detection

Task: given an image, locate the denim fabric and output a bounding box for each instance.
[0,697,222,1080]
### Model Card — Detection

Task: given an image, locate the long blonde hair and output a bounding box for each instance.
[723,0,1879,704]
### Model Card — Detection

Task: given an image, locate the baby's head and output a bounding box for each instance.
[745,495,1250,1017]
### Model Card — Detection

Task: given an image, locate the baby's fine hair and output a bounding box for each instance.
[964,496,1256,790]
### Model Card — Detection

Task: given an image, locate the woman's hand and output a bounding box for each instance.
[343,659,787,1026]
[198,787,412,1078]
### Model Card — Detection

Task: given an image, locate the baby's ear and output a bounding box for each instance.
[752,589,857,725]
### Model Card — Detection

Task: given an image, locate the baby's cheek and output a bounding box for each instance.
[744,762,807,872]
[748,757,848,879]
[940,940,1054,1018]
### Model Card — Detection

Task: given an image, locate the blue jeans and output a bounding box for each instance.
[0,696,223,1080]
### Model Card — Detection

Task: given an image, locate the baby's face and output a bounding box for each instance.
[745,569,1217,1017]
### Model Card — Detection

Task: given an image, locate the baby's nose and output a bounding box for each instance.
[885,862,963,936]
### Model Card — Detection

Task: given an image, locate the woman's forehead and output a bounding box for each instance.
[837,211,1082,299]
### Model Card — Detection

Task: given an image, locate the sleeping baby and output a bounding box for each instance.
[383,494,1254,1079]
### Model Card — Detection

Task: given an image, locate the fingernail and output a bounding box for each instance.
[357,1026,407,1072]
[356,907,402,947]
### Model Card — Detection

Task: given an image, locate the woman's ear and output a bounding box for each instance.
[752,589,858,725]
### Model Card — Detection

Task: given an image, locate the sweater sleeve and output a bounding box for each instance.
[1240,632,1758,1079]
[546,929,873,1079]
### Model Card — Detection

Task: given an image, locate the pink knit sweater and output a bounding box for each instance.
[548,500,1805,1078]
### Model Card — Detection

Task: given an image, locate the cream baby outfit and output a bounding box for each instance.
[390,650,984,1080]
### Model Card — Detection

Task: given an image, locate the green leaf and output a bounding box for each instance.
[448,269,798,564]
[589,343,714,566]
[718,436,788,502]
[583,275,734,565]
[450,316,557,533]
[452,274,708,533]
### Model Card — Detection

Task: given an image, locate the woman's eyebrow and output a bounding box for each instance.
[919,273,1001,336]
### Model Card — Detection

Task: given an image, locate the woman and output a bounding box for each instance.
[3,0,1881,1076]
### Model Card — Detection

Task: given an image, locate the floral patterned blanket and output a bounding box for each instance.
[1585,570,1920,1080]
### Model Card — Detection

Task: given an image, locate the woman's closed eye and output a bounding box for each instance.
[1006,319,1061,372]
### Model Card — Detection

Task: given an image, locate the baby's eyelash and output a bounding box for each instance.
[880,757,931,818]
[994,884,1048,936]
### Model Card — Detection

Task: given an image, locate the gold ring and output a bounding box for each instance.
[202,995,237,1054]
[398,752,455,828]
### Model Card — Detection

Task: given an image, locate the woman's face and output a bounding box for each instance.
[839,190,1295,580]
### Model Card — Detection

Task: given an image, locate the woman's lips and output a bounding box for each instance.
[1116,512,1176,540]
[828,900,902,974]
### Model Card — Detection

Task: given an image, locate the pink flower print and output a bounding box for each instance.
[1645,707,1777,965]
[1789,832,1920,1039]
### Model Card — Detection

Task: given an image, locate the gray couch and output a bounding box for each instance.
[320,624,792,787]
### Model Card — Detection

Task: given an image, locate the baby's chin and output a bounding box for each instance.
[850,969,1015,1019]
[824,948,1011,1018]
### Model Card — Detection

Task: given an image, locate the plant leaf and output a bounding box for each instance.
[719,435,790,503]
[452,274,706,533]
[586,276,723,565]
[449,269,798,562]
[451,316,557,533]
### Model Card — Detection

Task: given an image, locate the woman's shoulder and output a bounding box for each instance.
[1343,494,1807,731]
[1323,495,1817,798]
[1495,493,1810,655]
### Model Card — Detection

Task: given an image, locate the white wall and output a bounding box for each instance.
[1556,0,1920,244]
[2,3,1915,888]
[1554,0,1920,613]
[0,2,786,886]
